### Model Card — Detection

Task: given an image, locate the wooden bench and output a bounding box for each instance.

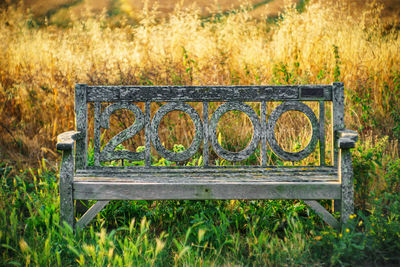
[57,83,358,230]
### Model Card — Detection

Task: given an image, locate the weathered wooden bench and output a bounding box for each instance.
[57,83,358,230]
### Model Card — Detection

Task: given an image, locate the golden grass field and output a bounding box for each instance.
[0,0,399,166]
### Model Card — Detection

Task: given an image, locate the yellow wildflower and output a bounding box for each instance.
[345,228,350,233]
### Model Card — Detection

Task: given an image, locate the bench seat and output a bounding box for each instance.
[73,167,340,200]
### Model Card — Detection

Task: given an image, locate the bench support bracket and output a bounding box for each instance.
[76,200,110,230]
[304,200,340,229]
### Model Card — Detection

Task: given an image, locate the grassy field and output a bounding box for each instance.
[1,0,400,265]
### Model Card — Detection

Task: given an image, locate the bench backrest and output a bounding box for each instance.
[74,83,345,169]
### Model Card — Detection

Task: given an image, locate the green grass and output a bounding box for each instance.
[1,138,400,266]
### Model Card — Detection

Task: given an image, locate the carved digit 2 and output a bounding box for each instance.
[99,103,145,162]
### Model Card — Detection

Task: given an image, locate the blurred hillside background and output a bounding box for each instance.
[5,0,400,21]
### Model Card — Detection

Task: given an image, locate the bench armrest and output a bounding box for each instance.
[57,131,79,228]
[337,129,358,149]
[57,131,80,151]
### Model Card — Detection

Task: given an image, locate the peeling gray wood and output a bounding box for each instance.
[337,129,358,149]
[332,82,345,167]
[339,149,354,224]
[75,84,88,169]
[86,85,334,102]
[337,129,358,142]
[57,131,80,151]
[150,102,203,161]
[59,148,74,228]
[74,182,341,200]
[266,101,319,161]
[94,103,101,167]
[338,138,356,149]
[304,200,340,229]
[261,101,267,167]
[209,102,261,161]
[78,166,338,175]
[75,200,109,230]
[319,101,326,166]
[145,102,151,167]
[74,168,339,182]
[74,175,339,183]
[203,102,209,167]
[99,103,145,162]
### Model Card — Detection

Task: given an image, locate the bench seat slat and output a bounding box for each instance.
[77,166,337,174]
[73,168,340,200]
[73,181,341,200]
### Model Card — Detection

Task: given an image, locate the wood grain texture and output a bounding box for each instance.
[75,200,109,230]
[319,101,326,166]
[74,168,339,182]
[304,200,340,229]
[266,101,319,161]
[203,102,209,167]
[94,103,101,167]
[56,131,80,151]
[75,84,88,169]
[332,82,345,167]
[261,101,268,167]
[74,182,341,200]
[339,148,354,224]
[59,148,75,228]
[99,103,145,162]
[79,165,338,173]
[209,102,261,161]
[86,85,333,102]
[337,129,358,149]
[145,102,151,167]
[150,102,203,161]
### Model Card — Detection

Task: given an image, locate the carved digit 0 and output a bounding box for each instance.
[99,103,145,162]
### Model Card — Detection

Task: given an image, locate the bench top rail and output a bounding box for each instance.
[74,83,344,169]
[85,84,333,102]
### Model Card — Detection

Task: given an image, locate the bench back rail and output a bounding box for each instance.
[74,83,344,168]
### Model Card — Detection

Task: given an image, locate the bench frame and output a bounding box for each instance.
[57,82,357,230]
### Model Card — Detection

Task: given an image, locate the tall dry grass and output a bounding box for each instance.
[0,0,399,165]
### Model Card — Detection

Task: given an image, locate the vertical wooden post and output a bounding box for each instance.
[332,82,345,213]
[332,82,345,166]
[261,101,267,167]
[319,101,326,166]
[339,148,354,224]
[145,101,152,167]
[94,102,101,167]
[75,84,88,169]
[203,102,209,167]
[59,149,74,228]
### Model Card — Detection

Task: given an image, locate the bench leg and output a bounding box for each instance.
[76,200,109,230]
[339,149,354,225]
[59,149,75,229]
[304,200,340,229]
